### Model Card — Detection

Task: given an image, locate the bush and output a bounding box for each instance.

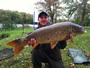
[0,33,9,40]
[2,21,17,30]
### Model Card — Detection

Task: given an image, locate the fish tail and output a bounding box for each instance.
[7,38,27,55]
[7,39,19,47]
[14,45,24,55]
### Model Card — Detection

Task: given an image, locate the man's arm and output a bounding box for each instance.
[56,40,67,49]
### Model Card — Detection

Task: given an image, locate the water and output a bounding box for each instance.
[0,24,2,28]
[0,24,37,28]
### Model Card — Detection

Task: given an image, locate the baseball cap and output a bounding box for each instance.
[38,11,49,18]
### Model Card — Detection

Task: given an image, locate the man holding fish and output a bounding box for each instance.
[28,11,69,68]
[7,11,86,68]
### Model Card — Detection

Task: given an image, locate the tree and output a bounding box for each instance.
[35,0,62,23]
[0,9,33,30]
[63,0,89,26]
[0,9,33,24]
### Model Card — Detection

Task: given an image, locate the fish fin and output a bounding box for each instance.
[7,39,19,47]
[32,43,38,49]
[7,39,27,55]
[50,42,58,49]
[14,45,24,55]
[70,34,73,46]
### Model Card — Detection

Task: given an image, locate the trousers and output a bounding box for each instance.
[31,47,64,68]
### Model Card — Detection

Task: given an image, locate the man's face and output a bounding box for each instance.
[38,14,49,26]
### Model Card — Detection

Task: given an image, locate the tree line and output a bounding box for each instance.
[0,9,33,30]
[0,9,33,24]
[35,0,90,26]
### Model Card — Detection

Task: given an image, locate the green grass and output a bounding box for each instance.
[0,27,90,68]
[61,27,90,68]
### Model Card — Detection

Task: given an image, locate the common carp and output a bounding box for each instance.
[7,22,87,55]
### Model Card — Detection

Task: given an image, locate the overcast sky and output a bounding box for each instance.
[0,0,40,21]
[0,0,40,13]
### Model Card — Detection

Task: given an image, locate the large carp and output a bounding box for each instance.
[7,22,87,55]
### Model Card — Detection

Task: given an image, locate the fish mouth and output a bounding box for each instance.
[81,30,87,34]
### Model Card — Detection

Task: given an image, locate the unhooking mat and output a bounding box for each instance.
[68,48,90,64]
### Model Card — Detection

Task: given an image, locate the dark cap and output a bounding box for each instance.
[38,11,49,18]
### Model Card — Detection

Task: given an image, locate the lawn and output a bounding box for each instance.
[0,27,90,68]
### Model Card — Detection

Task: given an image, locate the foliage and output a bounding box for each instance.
[2,21,17,30]
[0,9,33,24]
[0,9,33,30]
[72,12,90,26]
[35,0,90,26]
[0,27,90,68]
[62,0,90,26]
[0,33,9,40]
[35,0,64,23]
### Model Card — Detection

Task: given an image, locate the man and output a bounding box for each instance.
[28,11,67,68]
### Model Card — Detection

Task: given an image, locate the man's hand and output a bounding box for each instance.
[28,38,36,46]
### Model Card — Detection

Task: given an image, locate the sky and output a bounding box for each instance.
[0,0,90,22]
[0,0,40,22]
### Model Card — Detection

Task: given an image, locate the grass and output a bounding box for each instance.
[62,27,90,68]
[0,27,90,68]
